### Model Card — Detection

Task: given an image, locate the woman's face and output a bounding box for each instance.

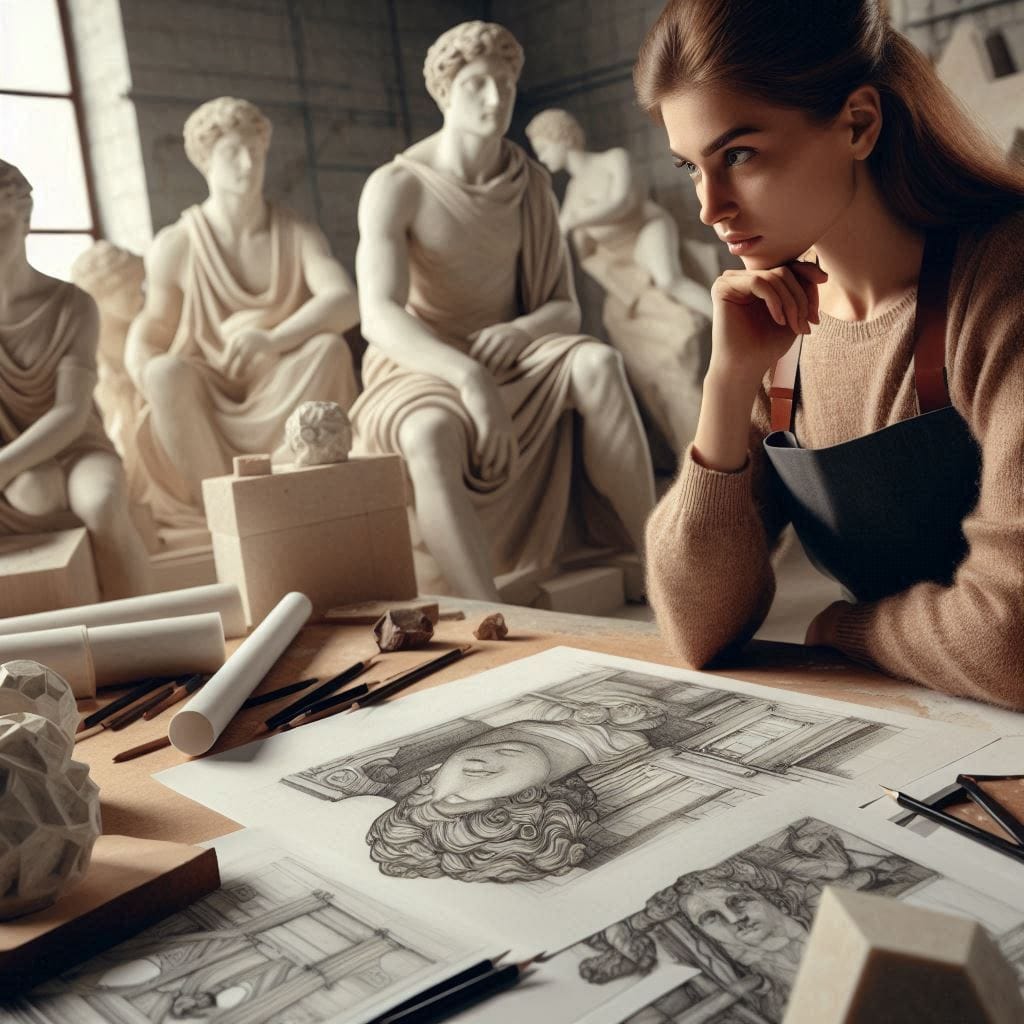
[660,85,857,269]
[429,740,552,813]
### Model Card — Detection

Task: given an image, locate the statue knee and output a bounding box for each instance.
[570,342,626,393]
[398,410,464,474]
[141,353,199,407]
[4,463,68,517]
[69,473,126,531]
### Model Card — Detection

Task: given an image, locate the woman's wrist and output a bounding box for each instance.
[692,364,762,472]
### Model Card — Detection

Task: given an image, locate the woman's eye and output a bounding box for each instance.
[673,159,699,177]
[725,148,754,167]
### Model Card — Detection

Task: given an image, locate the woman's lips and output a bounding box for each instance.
[726,235,762,255]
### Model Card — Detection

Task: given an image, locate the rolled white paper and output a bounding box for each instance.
[169,591,312,756]
[0,583,246,639]
[0,626,95,698]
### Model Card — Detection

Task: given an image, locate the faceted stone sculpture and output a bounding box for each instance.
[0,671,101,920]
[285,400,352,466]
[0,659,79,737]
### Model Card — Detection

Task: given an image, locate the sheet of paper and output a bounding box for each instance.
[457,790,1024,1024]
[157,646,991,953]
[6,828,491,1024]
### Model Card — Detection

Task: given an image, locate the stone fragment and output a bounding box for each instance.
[473,612,509,641]
[373,609,435,652]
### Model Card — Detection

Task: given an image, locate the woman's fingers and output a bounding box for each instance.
[789,260,828,322]
[771,266,811,333]
[747,277,792,329]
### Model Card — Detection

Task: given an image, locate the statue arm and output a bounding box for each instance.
[356,163,480,389]
[123,226,186,397]
[0,289,98,487]
[565,149,635,230]
[266,223,359,353]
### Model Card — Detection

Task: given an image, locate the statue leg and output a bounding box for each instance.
[634,214,714,319]
[66,450,151,598]
[568,343,656,559]
[4,461,68,517]
[142,353,230,505]
[397,407,502,601]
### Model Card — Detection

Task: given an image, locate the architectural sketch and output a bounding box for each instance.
[8,851,463,1024]
[282,667,905,885]
[562,817,1024,1023]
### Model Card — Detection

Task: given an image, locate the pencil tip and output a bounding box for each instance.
[493,949,512,964]
[520,952,545,969]
[880,785,897,797]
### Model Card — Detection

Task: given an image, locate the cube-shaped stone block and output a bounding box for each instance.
[0,529,99,618]
[0,660,78,738]
[783,886,1024,1024]
[202,455,416,627]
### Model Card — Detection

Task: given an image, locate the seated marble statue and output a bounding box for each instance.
[527,108,717,456]
[70,241,145,460]
[351,21,656,600]
[0,162,149,598]
[124,97,360,533]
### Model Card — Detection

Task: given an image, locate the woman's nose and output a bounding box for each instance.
[698,176,735,228]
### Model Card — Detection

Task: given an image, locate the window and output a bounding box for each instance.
[0,0,96,279]
[984,30,1017,79]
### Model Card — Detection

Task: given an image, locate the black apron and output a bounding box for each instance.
[762,231,982,603]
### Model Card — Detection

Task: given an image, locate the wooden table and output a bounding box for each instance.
[73,599,1024,848]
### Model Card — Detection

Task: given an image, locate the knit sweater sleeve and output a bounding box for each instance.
[828,215,1024,710]
[645,382,790,665]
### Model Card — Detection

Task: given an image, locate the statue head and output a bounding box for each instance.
[183,97,271,198]
[0,161,33,245]
[70,241,145,324]
[424,22,523,138]
[525,109,585,173]
[285,400,352,466]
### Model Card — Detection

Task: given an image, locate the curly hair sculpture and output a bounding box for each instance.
[183,96,272,173]
[365,772,599,883]
[525,109,586,151]
[423,21,524,107]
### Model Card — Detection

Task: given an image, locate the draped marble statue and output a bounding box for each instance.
[352,21,655,600]
[0,162,149,598]
[527,108,718,455]
[124,97,360,536]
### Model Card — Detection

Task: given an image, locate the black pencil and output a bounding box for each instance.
[107,685,176,730]
[957,774,1024,846]
[881,786,1024,865]
[263,658,376,731]
[374,956,537,1024]
[241,676,320,709]
[255,681,372,736]
[348,646,472,713]
[80,675,177,730]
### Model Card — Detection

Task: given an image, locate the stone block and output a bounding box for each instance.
[535,566,625,616]
[0,529,99,619]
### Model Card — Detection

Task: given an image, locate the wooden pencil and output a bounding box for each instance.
[106,685,176,731]
[274,685,371,732]
[241,676,319,709]
[80,676,175,730]
[347,646,472,713]
[143,673,208,720]
[262,658,375,732]
[113,735,172,763]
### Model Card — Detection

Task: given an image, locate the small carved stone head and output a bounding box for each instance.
[183,97,272,174]
[285,400,352,466]
[423,21,524,108]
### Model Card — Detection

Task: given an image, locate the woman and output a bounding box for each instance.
[638,0,1024,708]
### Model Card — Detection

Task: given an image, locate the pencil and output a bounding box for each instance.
[957,774,1024,846]
[241,676,319,709]
[106,685,176,730]
[880,786,1024,865]
[262,658,376,732]
[274,684,371,731]
[347,646,473,713]
[374,956,538,1024]
[113,735,172,763]
[143,673,208,720]
[80,675,176,730]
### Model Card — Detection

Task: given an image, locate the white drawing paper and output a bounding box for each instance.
[2,829,489,1024]
[157,647,990,952]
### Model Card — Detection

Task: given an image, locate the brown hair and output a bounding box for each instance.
[634,0,1024,228]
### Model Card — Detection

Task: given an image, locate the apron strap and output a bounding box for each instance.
[769,230,957,431]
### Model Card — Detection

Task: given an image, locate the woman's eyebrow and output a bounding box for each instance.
[671,124,763,162]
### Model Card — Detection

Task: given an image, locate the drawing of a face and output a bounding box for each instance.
[429,741,552,812]
[682,886,800,955]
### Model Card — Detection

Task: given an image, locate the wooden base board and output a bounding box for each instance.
[0,834,220,998]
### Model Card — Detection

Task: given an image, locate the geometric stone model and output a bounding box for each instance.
[0,711,101,920]
[285,400,352,466]
[0,659,79,738]
[526,107,717,457]
[352,22,656,600]
[783,886,1024,1024]
[123,97,360,539]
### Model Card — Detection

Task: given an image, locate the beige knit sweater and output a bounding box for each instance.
[646,211,1024,710]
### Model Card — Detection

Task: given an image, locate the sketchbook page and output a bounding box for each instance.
[6,828,491,1024]
[458,789,1024,1024]
[156,646,990,953]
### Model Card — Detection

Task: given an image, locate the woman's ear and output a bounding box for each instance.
[844,85,883,160]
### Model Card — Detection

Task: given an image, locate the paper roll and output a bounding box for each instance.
[169,592,312,756]
[0,583,246,640]
[0,626,96,698]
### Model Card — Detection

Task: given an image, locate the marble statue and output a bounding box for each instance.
[124,97,360,535]
[527,108,717,454]
[0,660,100,920]
[0,162,150,599]
[70,241,145,461]
[351,21,656,600]
[285,400,352,466]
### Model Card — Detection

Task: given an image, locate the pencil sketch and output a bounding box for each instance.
[7,851,463,1024]
[563,817,1024,1023]
[282,666,907,885]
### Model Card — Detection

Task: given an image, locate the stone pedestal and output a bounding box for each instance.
[202,455,417,627]
[0,529,99,618]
